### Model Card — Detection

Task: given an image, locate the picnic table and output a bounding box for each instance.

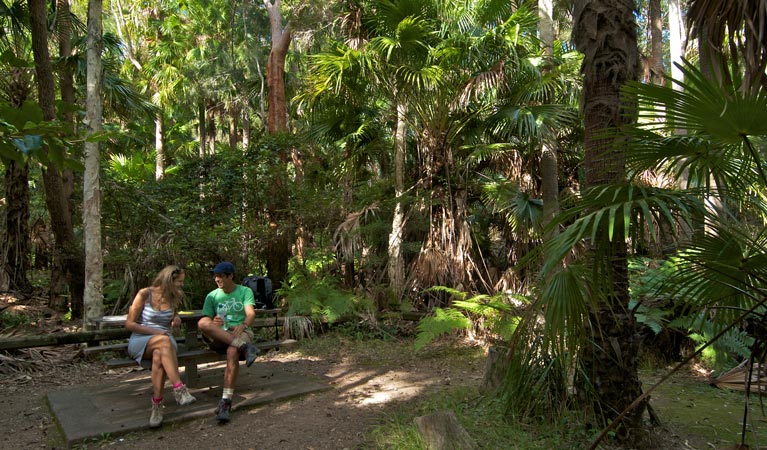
[90,308,292,387]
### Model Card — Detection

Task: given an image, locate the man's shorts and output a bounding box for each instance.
[202,327,255,355]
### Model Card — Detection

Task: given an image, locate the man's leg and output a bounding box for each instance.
[215,345,240,423]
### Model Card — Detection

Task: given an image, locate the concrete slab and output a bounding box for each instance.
[46,363,331,446]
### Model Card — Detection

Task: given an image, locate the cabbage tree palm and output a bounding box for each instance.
[0,0,33,292]
[509,45,767,450]
[534,0,647,439]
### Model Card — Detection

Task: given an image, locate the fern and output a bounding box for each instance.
[414,288,529,350]
[414,308,472,351]
[282,260,373,327]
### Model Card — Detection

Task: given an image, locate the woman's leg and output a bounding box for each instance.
[150,349,166,399]
[144,335,182,386]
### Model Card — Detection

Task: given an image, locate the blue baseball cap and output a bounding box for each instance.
[209,261,235,274]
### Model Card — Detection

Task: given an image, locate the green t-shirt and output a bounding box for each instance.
[202,284,255,327]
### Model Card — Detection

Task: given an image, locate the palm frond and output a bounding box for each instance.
[541,184,704,275]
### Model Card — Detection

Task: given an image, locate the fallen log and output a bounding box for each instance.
[0,328,130,351]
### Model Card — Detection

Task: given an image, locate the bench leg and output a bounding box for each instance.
[184,361,198,387]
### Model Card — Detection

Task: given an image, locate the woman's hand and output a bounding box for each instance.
[171,315,181,330]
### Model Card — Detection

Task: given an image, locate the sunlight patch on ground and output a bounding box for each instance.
[331,368,429,407]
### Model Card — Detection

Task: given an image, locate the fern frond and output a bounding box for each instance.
[414,308,472,351]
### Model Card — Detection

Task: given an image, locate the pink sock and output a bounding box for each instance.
[173,382,184,390]
[152,396,163,405]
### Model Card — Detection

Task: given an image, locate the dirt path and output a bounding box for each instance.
[0,335,484,450]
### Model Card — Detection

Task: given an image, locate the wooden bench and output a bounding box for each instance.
[100,339,298,386]
[90,309,292,387]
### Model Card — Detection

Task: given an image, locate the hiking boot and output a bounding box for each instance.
[242,343,261,368]
[215,398,232,423]
[149,402,163,428]
[173,384,197,406]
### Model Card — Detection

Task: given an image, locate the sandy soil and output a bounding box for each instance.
[0,316,483,450]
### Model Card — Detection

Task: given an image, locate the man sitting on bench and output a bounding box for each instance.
[198,261,260,423]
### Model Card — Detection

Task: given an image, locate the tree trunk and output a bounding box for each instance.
[573,0,645,440]
[242,109,251,149]
[264,0,291,134]
[198,99,207,157]
[667,0,685,88]
[28,0,85,316]
[387,102,407,299]
[155,113,165,180]
[229,104,239,150]
[262,0,294,289]
[83,0,104,330]
[3,160,31,292]
[649,0,664,85]
[538,0,560,241]
[1,48,33,293]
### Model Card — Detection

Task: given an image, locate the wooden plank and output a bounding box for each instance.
[82,337,188,357]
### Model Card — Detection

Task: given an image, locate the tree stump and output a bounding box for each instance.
[482,344,508,393]
[414,410,476,450]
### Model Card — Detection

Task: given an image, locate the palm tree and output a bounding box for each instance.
[29,0,86,315]
[0,0,33,292]
[572,0,644,438]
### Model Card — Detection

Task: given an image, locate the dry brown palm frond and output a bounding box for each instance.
[333,203,379,262]
[713,359,767,393]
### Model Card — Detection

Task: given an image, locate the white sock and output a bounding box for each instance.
[222,388,234,400]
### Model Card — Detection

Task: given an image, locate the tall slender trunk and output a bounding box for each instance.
[264,0,291,134]
[538,0,559,242]
[198,99,207,157]
[649,0,664,85]
[28,0,85,316]
[263,0,293,289]
[667,0,685,88]
[83,0,104,329]
[387,102,407,298]
[155,113,165,180]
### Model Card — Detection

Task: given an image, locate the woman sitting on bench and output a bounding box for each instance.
[125,265,197,428]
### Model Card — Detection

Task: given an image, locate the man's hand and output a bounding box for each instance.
[212,316,225,327]
[232,323,247,336]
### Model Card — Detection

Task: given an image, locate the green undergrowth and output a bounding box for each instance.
[646,367,767,449]
[292,331,767,449]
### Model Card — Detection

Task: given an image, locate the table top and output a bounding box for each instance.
[97,310,204,327]
[97,308,280,327]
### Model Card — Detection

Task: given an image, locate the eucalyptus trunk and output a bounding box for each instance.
[649,0,664,84]
[263,0,294,289]
[264,0,291,134]
[667,0,685,88]
[387,102,407,298]
[573,0,646,439]
[83,0,104,330]
[155,114,165,180]
[28,0,85,315]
